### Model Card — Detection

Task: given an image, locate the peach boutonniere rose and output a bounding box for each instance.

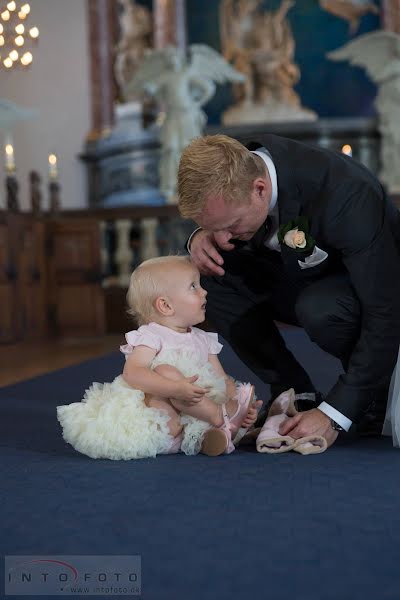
[278,217,315,254]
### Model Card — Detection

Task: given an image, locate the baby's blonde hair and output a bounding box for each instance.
[127,255,192,326]
[178,134,264,219]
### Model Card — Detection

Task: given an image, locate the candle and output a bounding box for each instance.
[48,153,58,181]
[342,144,352,157]
[5,135,15,174]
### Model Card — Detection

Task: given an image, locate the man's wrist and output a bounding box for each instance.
[186,227,203,254]
[318,401,352,431]
[315,408,343,431]
[329,418,344,432]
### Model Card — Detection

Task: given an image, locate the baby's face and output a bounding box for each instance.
[164,262,207,328]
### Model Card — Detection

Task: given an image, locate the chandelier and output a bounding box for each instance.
[0,2,39,68]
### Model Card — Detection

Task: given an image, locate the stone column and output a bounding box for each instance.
[86,0,117,141]
[153,0,187,50]
[382,0,400,33]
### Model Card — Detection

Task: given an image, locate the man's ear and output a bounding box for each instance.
[253,175,270,202]
[154,296,174,317]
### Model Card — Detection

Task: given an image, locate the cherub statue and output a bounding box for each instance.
[125,45,244,203]
[252,0,301,106]
[319,0,379,34]
[220,0,316,125]
[114,0,152,102]
[220,0,262,105]
[328,31,400,192]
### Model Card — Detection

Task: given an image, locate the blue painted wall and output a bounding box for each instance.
[139,0,381,124]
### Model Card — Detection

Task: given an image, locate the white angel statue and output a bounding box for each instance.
[125,45,245,203]
[328,31,400,192]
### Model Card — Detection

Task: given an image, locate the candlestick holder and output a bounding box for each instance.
[29,170,42,215]
[49,179,61,215]
[6,173,19,212]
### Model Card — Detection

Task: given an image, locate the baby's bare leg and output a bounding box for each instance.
[225,377,237,400]
[153,364,225,427]
[144,394,183,438]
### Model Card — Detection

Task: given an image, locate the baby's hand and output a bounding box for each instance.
[173,375,210,405]
[241,400,263,428]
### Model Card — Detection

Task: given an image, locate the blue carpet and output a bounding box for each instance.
[1,329,400,600]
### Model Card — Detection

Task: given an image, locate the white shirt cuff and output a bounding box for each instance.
[318,401,353,432]
[186,227,202,254]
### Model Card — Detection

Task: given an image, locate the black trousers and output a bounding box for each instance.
[201,246,361,398]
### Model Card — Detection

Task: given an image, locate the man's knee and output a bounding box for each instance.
[295,290,329,335]
[295,278,360,338]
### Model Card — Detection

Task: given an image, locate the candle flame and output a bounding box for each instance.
[342,144,352,156]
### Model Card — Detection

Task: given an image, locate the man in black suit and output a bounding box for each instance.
[177,134,400,447]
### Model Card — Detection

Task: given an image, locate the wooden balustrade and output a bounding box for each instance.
[1,194,399,343]
[57,205,194,286]
[0,205,194,342]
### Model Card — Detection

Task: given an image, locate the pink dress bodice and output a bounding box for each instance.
[120,322,223,366]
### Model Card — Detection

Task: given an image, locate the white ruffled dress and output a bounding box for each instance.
[57,323,227,460]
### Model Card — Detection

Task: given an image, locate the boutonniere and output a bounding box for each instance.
[278,216,315,254]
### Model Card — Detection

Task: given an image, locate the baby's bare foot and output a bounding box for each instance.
[228,384,256,436]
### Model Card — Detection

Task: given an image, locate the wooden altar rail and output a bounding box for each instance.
[52,205,192,335]
[0,205,188,342]
[58,204,185,286]
[1,196,399,343]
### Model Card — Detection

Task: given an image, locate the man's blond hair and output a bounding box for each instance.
[127,255,191,326]
[178,134,264,219]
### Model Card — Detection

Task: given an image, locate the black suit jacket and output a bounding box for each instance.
[250,135,400,421]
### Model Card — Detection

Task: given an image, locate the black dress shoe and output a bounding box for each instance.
[356,401,386,437]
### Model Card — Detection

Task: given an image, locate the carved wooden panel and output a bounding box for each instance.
[18,219,47,339]
[0,284,18,343]
[0,217,21,343]
[47,219,105,337]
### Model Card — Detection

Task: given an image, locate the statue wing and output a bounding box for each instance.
[125,48,175,94]
[189,44,246,83]
[327,31,400,83]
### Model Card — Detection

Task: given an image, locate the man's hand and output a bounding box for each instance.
[172,375,210,405]
[189,230,234,276]
[279,408,339,448]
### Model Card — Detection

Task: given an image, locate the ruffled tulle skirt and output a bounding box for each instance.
[57,351,227,460]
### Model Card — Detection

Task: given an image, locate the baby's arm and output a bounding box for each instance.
[123,346,208,401]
